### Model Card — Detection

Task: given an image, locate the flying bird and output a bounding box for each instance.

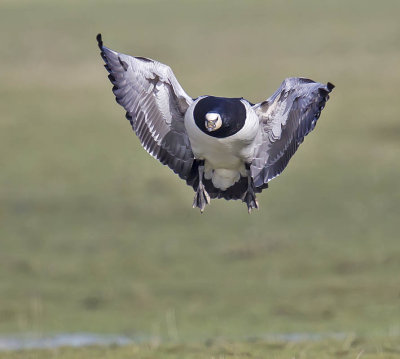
[97,34,334,213]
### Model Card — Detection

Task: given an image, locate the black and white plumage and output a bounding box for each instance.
[97,34,334,212]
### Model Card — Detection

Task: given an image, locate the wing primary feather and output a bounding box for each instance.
[96,33,103,50]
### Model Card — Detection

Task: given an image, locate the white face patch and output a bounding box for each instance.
[205,112,222,132]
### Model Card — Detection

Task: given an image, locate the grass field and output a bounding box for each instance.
[1,0,399,357]
[1,338,400,359]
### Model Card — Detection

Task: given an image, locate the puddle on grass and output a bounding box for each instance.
[0,333,134,351]
[0,332,349,351]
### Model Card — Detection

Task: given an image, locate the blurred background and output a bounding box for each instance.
[0,0,399,343]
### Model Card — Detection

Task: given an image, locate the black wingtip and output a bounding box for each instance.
[327,82,335,91]
[96,33,103,50]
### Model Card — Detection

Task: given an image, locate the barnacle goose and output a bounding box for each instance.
[97,34,334,212]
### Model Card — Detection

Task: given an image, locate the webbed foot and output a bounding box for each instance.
[243,164,259,213]
[192,182,210,213]
[192,160,210,213]
[243,187,259,213]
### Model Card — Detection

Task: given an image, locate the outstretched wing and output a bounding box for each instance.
[97,34,196,180]
[250,78,334,188]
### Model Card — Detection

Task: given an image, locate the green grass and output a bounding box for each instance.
[1,338,400,359]
[0,0,399,355]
